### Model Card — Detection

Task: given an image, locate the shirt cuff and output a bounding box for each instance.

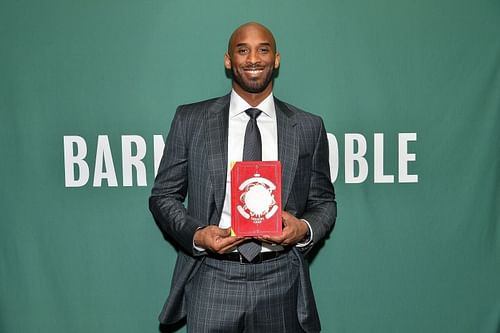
[193,226,207,253]
[193,243,206,252]
[296,219,313,248]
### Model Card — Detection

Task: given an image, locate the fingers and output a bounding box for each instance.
[217,238,247,254]
[281,210,300,226]
[213,233,239,247]
[256,211,307,246]
[258,234,285,244]
[257,230,293,246]
[209,227,231,240]
[281,210,293,220]
[205,227,245,254]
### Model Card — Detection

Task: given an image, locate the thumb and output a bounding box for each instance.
[218,228,232,236]
[282,211,291,225]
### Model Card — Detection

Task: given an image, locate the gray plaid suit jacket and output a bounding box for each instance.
[149,94,337,332]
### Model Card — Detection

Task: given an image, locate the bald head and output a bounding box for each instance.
[227,22,277,54]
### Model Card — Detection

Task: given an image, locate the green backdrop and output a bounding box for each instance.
[1,0,499,332]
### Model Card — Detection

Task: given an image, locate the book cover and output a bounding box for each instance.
[231,161,282,236]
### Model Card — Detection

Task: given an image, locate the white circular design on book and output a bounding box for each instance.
[237,174,278,223]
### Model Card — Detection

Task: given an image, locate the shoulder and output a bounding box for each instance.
[168,94,229,136]
[275,98,325,126]
[175,95,230,119]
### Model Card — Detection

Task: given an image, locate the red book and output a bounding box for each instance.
[231,161,282,236]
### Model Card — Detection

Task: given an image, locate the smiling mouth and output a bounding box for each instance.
[243,68,265,76]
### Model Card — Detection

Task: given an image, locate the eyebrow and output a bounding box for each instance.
[235,42,272,48]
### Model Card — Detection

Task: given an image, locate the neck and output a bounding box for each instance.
[232,84,273,107]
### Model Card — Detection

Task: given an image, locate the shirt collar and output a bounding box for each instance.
[229,89,276,119]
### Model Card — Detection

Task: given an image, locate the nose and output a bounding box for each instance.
[247,49,260,64]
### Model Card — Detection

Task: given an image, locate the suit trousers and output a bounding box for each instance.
[185,250,305,333]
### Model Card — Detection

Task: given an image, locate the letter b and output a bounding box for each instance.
[63,136,89,187]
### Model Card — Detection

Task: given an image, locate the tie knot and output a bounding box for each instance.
[245,108,262,120]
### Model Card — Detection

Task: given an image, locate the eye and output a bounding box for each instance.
[259,47,270,53]
[237,48,249,55]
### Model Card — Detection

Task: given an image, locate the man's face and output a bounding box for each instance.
[225,24,280,94]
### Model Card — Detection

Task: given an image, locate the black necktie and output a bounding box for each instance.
[237,108,263,261]
[242,108,262,160]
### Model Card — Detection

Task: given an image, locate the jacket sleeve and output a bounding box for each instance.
[299,118,337,252]
[149,106,205,255]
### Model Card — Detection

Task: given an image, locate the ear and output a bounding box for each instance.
[274,52,281,69]
[224,53,232,70]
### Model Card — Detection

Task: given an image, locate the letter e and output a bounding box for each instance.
[398,133,418,183]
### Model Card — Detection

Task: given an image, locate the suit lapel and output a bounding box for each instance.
[206,95,230,219]
[275,98,298,206]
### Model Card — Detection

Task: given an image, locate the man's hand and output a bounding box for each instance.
[193,226,246,254]
[258,211,309,247]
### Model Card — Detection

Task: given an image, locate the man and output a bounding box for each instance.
[149,22,336,332]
